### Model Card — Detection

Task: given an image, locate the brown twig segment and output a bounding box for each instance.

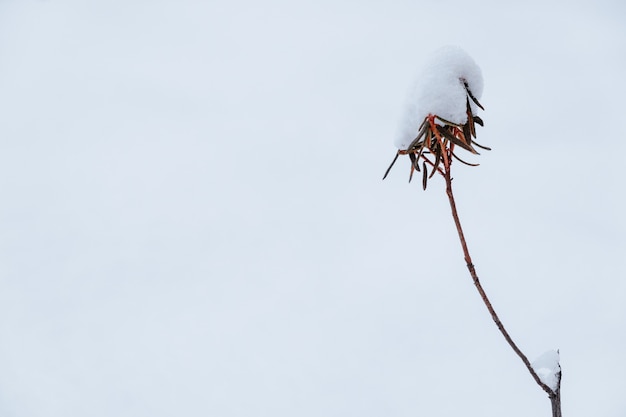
[551,369,562,417]
[442,154,562,414]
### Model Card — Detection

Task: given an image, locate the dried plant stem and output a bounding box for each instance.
[442,163,562,417]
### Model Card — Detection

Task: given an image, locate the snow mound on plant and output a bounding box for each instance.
[395,45,484,150]
[532,349,561,392]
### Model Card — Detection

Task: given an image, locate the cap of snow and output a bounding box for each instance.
[531,349,561,392]
[395,45,484,150]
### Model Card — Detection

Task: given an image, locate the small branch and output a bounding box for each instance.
[442,160,557,397]
[550,369,562,417]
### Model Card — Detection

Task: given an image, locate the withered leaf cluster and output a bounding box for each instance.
[384,81,490,189]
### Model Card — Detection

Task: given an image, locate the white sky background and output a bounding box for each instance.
[0,0,625,416]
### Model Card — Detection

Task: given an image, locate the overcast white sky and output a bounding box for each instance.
[0,0,625,416]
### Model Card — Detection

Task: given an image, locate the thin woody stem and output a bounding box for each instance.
[551,372,562,417]
[441,155,556,397]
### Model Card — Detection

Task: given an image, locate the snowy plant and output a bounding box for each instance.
[384,45,490,189]
[385,46,563,417]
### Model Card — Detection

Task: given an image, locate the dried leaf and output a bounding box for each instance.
[423,128,432,149]
[382,152,400,180]
[408,121,429,151]
[430,148,441,178]
[452,151,480,166]
[466,98,476,138]
[463,80,485,110]
[433,115,463,128]
[409,152,420,172]
[437,126,478,154]
[462,123,472,146]
[472,140,492,151]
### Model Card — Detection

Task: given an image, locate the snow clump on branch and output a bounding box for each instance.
[395,46,484,150]
[531,349,561,392]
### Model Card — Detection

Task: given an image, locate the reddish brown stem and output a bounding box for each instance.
[442,156,562,413]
